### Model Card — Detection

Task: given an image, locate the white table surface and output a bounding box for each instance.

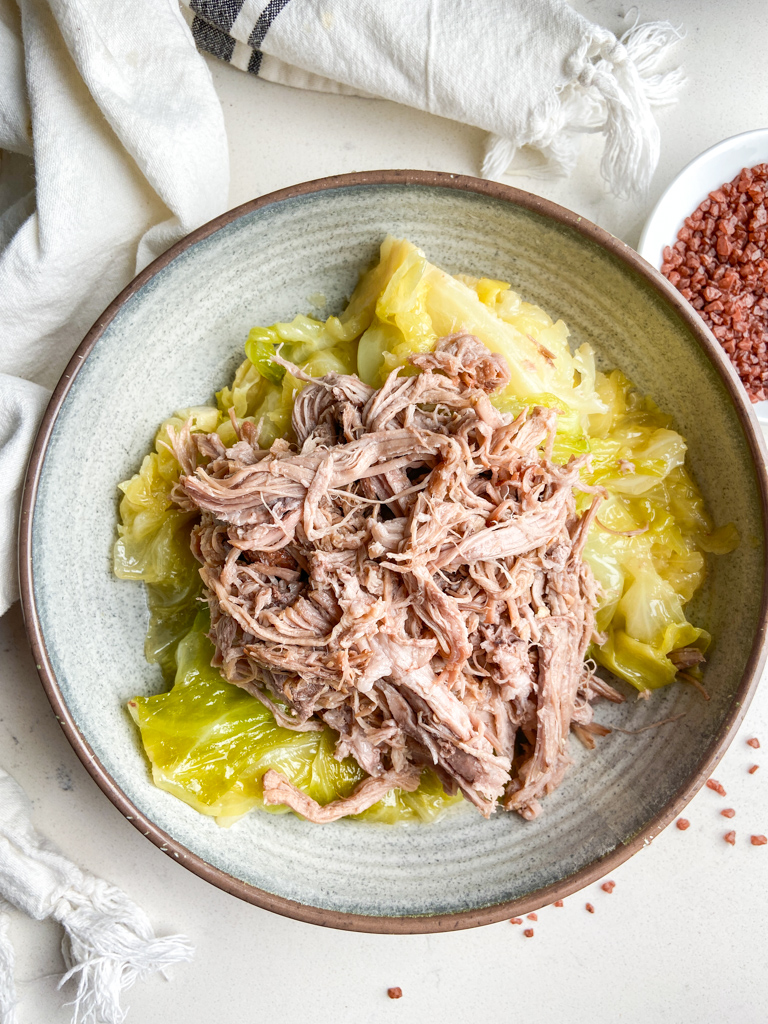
[3,3,768,1022]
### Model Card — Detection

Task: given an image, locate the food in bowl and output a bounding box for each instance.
[660,163,768,402]
[114,236,736,827]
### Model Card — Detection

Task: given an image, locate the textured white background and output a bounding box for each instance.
[2,2,768,1022]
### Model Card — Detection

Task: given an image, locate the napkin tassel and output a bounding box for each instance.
[483,19,684,198]
[0,770,194,1024]
[55,879,194,1024]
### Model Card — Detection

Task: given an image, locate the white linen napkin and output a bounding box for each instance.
[0,769,193,1024]
[182,0,684,197]
[0,0,229,615]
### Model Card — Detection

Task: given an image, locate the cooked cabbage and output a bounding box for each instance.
[129,611,461,826]
[116,234,736,826]
[114,407,219,680]
[578,369,736,688]
[342,238,605,430]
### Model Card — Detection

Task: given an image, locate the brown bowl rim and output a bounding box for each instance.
[18,169,768,934]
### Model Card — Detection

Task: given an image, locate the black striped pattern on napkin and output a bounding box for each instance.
[187,0,293,75]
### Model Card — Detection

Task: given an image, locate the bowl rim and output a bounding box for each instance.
[18,169,768,934]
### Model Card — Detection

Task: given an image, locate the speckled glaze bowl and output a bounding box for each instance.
[20,171,768,933]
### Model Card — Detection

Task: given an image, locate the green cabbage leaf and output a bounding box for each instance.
[113,408,219,680]
[129,612,461,826]
[578,369,737,690]
[346,238,605,429]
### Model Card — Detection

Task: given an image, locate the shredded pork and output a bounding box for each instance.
[169,333,623,822]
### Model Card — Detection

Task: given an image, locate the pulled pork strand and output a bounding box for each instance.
[170,333,621,822]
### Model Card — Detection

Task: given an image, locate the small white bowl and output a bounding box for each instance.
[638,128,768,422]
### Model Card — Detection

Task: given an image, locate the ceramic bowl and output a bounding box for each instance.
[20,171,768,933]
[638,128,768,423]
